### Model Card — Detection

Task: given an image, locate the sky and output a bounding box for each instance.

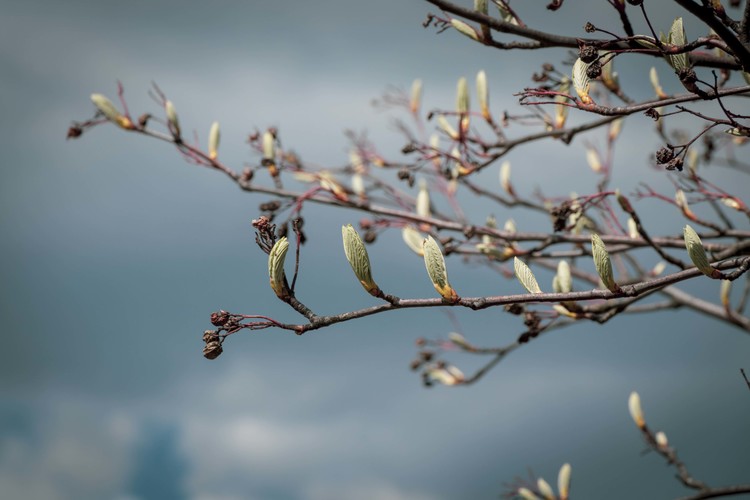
[1,1,749,499]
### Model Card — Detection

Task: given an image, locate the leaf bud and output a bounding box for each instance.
[628,391,646,428]
[423,236,458,301]
[342,224,380,296]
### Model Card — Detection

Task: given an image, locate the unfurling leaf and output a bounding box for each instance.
[456,77,470,133]
[553,77,571,129]
[165,100,181,138]
[666,17,689,71]
[591,233,618,292]
[208,121,220,160]
[262,130,276,161]
[586,148,602,173]
[448,331,472,350]
[684,225,718,277]
[90,93,133,129]
[351,173,365,198]
[476,70,490,120]
[451,19,480,41]
[555,260,572,293]
[416,179,431,219]
[628,391,646,428]
[514,257,542,294]
[437,115,459,140]
[499,161,513,196]
[608,118,623,142]
[268,237,290,298]
[557,463,572,500]
[426,364,465,385]
[517,488,541,500]
[720,280,731,307]
[572,58,592,104]
[649,67,668,99]
[674,189,697,220]
[423,236,458,301]
[627,218,639,239]
[456,77,469,114]
[410,79,422,114]
[402,226,425,256]
[342,224,380,296]
[537,478,554,500]
[655,431,669,449]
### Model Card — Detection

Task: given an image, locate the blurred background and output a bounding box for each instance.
[1,1,749,499]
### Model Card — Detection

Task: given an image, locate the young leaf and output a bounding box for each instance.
[90,93,133,129]
[556,260,572,293]
[165,100,181,138]
[476,70,490,120]
[342,224,380,295]
[572,58,592,104]
[402,226,425,256]
[591,233,618,292]
[513,257,542,294]
[628,391,645,428]
[451,19,480,41]
[557,463,572,500]
[416,179,431,219]
[268,237,289,298]
[684,224,718,277]
[409,78,422,114]
[667,17,689,71]
[422,236,457,301]
[208,121,220,160]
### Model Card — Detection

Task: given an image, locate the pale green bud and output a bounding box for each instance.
[268,237,289,298]
[208,121,220,160]
[423,236,457,301]
[591,233,618,292]
[342,224,379,295]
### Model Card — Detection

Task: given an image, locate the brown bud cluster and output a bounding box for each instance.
[655,147,674,164]
[579,45,598,64]
[259,200,282,212]
[210,310,230,327]
[586,61,602,79]
[202,330,223,360]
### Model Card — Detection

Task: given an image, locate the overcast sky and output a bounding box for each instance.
[1,1,749,499]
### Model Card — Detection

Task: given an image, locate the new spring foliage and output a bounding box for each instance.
[422,236,457,301]
[342,224,380,296]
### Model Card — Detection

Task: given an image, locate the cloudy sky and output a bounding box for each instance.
[1,1,749,499]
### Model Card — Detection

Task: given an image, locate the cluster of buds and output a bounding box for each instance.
[202,329,223,360]
[515,463,572,500]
